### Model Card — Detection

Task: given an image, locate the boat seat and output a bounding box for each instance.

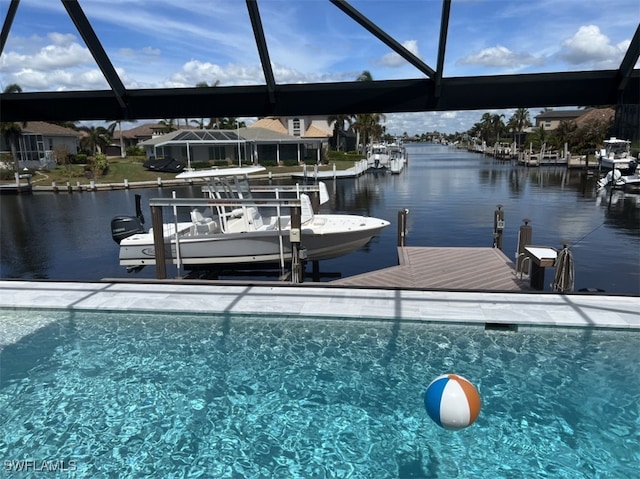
[190,208,219,234]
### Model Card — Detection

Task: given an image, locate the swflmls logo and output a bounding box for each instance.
[4,460,77,472]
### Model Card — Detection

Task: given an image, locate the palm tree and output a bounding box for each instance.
[78,125,111,155]
[506,108,531,150]
[107,119,136,158]
[356,70,373,82]
[352,113,386,148]
[158,119,177,134]
[327,114,354,151]
[217,117,245,129]
[477,113,494,144]
[0,83,26,172]
[351,70,385,152]
[196,80,221,129]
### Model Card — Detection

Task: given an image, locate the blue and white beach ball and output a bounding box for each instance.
[424,374,481,430]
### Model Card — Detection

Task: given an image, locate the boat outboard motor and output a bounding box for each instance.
[111,194,146,244]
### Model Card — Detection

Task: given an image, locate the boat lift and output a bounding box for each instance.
[147,196,306,282]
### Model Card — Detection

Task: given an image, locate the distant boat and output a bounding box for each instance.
[111,166,390,271]
[597,166,640,191]
[367,143,391,169]
[596,138,633,172]
[389,144,407,174]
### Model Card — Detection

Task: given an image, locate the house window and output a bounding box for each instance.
[544,121,552,128]
[48,139,53,150]
[292,118,301,137]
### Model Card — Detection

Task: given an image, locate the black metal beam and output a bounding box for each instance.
[434,0,451,97]
[246,0,275,106]
[0,0,20,57]
[62,0,128,111]
[2,70,638,122]
[329,0,436,79]
[618,23,640,93]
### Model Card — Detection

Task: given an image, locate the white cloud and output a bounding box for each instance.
[457,45,544,70]
[167,60,265,87]
[1,36,92,71]
[559,25,626,68]
[378,40,422,67]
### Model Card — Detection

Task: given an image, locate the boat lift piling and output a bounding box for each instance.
[151,205,167,279]
[516,219,533,275]
[398,209,409,246]
[492,205,505,250]
[290,205,304,283]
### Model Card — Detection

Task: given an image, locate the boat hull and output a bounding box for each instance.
[119,217,389,267]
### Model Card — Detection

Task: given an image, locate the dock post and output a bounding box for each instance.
[397,209,409,246]
[52,181,58,193]
[310,191,320,214]
[151,206,167,280]
[290,206,303,283]
[516,218,532,274]
[493,205,504,250]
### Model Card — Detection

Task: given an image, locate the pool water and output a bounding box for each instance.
[1,309,638,478]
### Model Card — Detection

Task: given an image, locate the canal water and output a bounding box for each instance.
[1,144,639,294]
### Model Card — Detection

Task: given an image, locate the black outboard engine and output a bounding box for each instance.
[111,194,146,244]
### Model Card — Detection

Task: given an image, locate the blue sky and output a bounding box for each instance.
[1,0,638,134]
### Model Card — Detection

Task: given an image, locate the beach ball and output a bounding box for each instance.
[424,374,481,430]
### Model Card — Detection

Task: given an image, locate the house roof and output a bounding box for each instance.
[304,124,332,139]
[239,127,307,142]
[138,127,324,147]
[23,121,80,137]
[535,109,585,120]
[248,117,288,134]
[113,122,166,140]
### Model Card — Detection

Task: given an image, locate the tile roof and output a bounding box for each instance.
[304,124,331,138]
[535,109,585,120]
[248,117,288,134]
[113,122,166,139]
[23,121,80,136]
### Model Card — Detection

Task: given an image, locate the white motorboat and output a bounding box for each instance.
[596,138,633,171]
[367,143,391,169]
[597,169,640,191]
[389,144,407,174]
[111,166,390,270]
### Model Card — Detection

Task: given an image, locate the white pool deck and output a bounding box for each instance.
[0,280,638,331]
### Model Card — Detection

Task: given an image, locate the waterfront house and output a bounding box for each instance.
[534,109,585,130]
[138,125,326,168]
[0,121,81,169]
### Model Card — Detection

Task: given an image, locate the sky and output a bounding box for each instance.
[1,0,638,135]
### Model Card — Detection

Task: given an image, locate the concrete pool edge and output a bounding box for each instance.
[0,280,638,330]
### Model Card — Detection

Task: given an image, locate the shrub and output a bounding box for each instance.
[191,161,212,169]
[91,153,109,177]
[75,153,88,164]
[0,160,15,181]
[126,146,145,156]
[258,159,278,167]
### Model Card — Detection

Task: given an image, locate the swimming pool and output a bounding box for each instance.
[0,308,638,478]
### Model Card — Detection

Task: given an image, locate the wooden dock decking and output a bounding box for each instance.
[332,247,532,291]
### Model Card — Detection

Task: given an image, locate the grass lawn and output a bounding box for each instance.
[32,156,363,185]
